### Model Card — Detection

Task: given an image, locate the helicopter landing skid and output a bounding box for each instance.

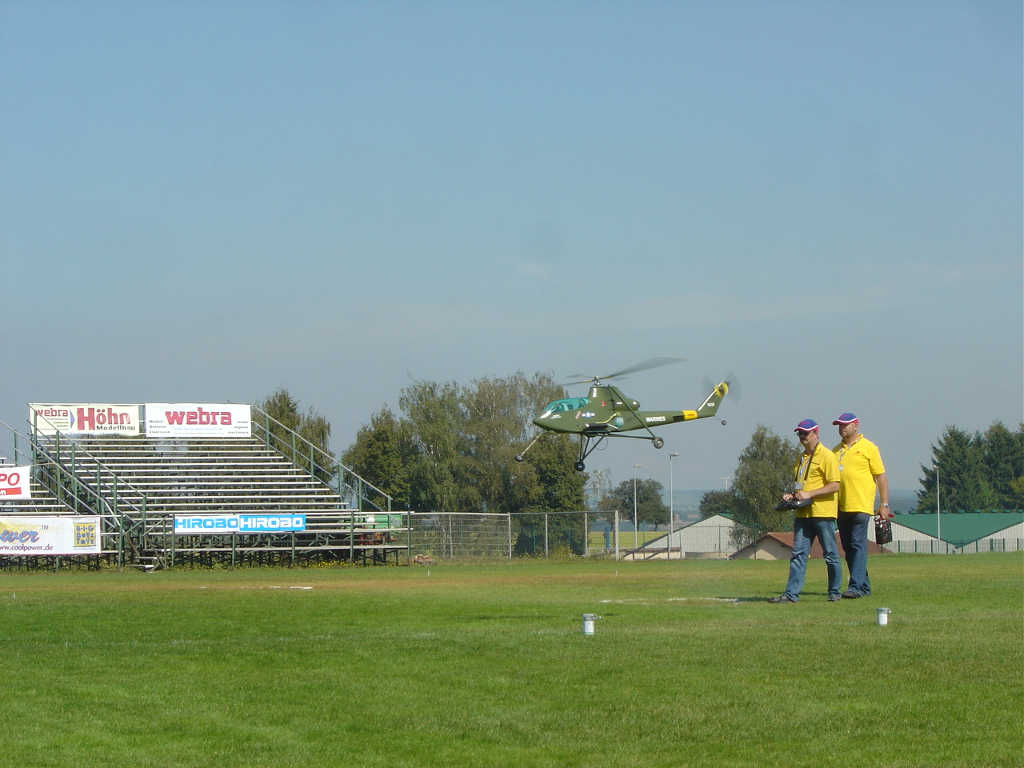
[574,431,665,471]
[514,432,544,463]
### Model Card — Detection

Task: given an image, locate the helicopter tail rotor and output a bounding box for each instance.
[702,373,740,404]
[723,372,741,403]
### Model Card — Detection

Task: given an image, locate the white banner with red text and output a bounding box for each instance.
[144,403,252,438]
[0,467,31,500]
[0,516,102,555]
[29,403,142,435]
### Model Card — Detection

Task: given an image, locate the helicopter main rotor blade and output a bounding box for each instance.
[604,356,686,380]
[565,356,687,385]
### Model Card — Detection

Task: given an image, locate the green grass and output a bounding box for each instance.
[587,529,664,549]
[2,554,1022,767]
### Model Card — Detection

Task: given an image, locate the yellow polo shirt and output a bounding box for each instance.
[832,435,886,513]
[792,444,840,519]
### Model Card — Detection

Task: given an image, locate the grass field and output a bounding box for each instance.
[3,554,1021,767]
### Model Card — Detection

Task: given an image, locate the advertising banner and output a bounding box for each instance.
[145,403,252,438]
[0,467,31,500]
[0,516,102,555]
[174,514,306,535]
[28,404,142,436]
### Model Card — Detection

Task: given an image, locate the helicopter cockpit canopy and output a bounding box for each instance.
[539,397,589,418]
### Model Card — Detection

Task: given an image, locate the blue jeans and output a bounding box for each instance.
[783,517,841,601]
[838,512,871,596]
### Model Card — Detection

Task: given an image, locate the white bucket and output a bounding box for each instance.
[876,607,891,626]
[582,613,597,636]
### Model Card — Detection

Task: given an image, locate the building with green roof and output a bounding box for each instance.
[884,512,1024,554]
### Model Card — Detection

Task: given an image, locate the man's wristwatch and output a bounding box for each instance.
[881,503,889,507]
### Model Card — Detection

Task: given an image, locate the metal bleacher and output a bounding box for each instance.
[1,405,410,570]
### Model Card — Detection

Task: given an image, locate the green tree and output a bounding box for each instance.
[512,431,588,555]
[728,425,799,546]
[699,489,737,520]
[469,372,583,554]
[258,388,332,482]
[344,372,585,554]
[400,380,464,515]
[981,422,1024,510]
[342,406,418,509]
[916,426,998,512]
[599,477,668,527]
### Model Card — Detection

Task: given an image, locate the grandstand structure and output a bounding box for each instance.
[0,402,410,569]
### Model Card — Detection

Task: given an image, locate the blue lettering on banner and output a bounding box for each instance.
[239,514,305,533]
[174,514,305,535]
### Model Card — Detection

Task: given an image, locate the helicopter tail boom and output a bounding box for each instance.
[633,380,730,427]
[694,380,729,419]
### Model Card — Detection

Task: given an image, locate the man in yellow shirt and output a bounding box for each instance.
[769,419,842,603]
[832,412,890,599]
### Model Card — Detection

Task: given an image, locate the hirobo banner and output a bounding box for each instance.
[29,404,142,435]
[174,514,306,535]
[145,403,252,438]
[0,516,102,555]
[0,467,31,500]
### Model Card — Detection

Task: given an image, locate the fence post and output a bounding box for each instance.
[112,475,122,569]
[544,514,549,558]
[507,512,512,559]
[584,510,588,557]
[614,510,620,561]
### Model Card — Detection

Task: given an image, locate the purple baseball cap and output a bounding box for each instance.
[832,412,858,425]
[794,419,819,432]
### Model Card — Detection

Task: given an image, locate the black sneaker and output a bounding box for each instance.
[768,594,796,603]
[842,590,861,599]
[828,593,841,602]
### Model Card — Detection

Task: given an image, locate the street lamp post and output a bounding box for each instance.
[669,452,679,559]
[633,463,642,553]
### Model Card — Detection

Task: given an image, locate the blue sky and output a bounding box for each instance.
[2,2,1020,491]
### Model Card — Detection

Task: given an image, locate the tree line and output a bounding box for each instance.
[258,384,1021,553]
[699,421,1023,545]
[914,423,1023,513]
[339,374,585,554]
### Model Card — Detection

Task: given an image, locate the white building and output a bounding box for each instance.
[885,512,1024,554]
[625,514,751,560]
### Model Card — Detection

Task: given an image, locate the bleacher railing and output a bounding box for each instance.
[26,412,153,559]
[2,419,141,567]
[6,405,411,567]
[250,404,393,513]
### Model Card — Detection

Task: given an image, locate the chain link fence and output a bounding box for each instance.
[408,512,1024,561]
[410,511,612,559]
[408,511,680,560]
[886,538,1023,554]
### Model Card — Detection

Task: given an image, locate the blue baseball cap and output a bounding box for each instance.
[794,419,819,432]
[832,412,858,425]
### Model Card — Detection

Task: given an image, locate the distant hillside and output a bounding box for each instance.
[890,489,918,513]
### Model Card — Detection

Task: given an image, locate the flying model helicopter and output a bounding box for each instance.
[514,357,731,472]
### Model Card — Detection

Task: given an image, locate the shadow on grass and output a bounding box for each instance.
[719,592,836,603]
